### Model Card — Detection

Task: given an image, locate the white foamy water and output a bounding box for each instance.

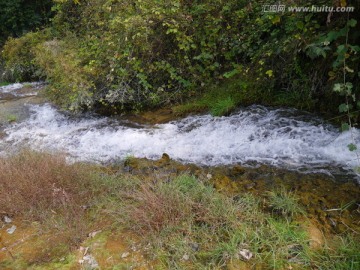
[0,82,42,97]
[1,103,359,175]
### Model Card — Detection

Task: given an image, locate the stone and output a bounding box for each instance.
[238,249,253,261]
[6,225,16,234]
[4,216,12,223]
[182,254,190,261]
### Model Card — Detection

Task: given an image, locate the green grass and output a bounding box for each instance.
[0,81,11,87]
[1,151,359,269]
[266,187,305,218]
[172,79,256,117]
[6,114,18,123]
[171,76,319,118]
[210,96,236,116]
[307,235,360,270]
[108,175,312,268]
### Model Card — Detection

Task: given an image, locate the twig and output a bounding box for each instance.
[340,220,359,235]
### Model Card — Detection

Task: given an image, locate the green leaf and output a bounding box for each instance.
[265,70,273,77]
[347,143,357,152]
[347,19,357,27]
[271,15,281,24]
[305,14,312,22]
[341,122,350,131]
[336,44,347,54]
[296,21,304,30]
[345,82,353,95]
[223,69,240,78]
[333,83,343,93]
[339,103,348,113]
[349,45,360,52]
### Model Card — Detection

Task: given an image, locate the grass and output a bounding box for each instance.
[310,236,360,269]
[172,79,256,117]
[6,114,18,123]
[171,76,318,118]
[0,81,11,87]
[0,151,359,269]
[266,187,305,218]
[210,96,236,116]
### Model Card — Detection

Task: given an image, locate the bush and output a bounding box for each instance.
[2,0,359,115]
[1,30,50,82]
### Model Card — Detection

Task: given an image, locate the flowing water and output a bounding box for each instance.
[1,83,359,180]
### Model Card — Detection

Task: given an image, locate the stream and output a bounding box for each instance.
[1,83,359,182]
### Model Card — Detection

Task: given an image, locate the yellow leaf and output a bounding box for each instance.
[272,15,281,25]
[265,70,273,77]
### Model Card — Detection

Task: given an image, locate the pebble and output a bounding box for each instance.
[4,216,12,223]
[238,249,253,261]
[6,225,16,234]
[88,230,102,238]
[182,254,190,261]
[121,252,130,258]
[82,254,99,269]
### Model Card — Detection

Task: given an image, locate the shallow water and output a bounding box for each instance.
[0,82,42,99]
[1,83,359,179]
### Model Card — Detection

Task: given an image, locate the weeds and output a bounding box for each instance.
[0,151,359,269]
[6,114,17,123]
[310,235,360,269]
[172,79,252,117]
[0,150,90,221]
[0,82,11,87]
[0,150,114,263]
[266,187,305,218]
[210,96,236,116]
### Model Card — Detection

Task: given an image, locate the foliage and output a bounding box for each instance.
[0,0,53,46]
[1,0,360,114]
[1,30,51,82]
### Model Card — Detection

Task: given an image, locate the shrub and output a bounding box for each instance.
[1,30,50,82]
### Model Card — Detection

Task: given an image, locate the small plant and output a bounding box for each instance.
[266,188,304,218]
[310,235,360,269]
[6,114,17,123]
[0,82,11,87]
[210,96,236,116]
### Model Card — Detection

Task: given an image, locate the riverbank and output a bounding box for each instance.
[1,151,359,269]
[1,83,360,269]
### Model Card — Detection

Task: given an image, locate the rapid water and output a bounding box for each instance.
[0,82,42,99]
[1,83,359,177]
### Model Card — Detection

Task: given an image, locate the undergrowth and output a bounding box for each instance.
[0,151,359,269]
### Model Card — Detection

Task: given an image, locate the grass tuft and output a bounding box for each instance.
[266,187,305,218]
[210,96,236,116]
